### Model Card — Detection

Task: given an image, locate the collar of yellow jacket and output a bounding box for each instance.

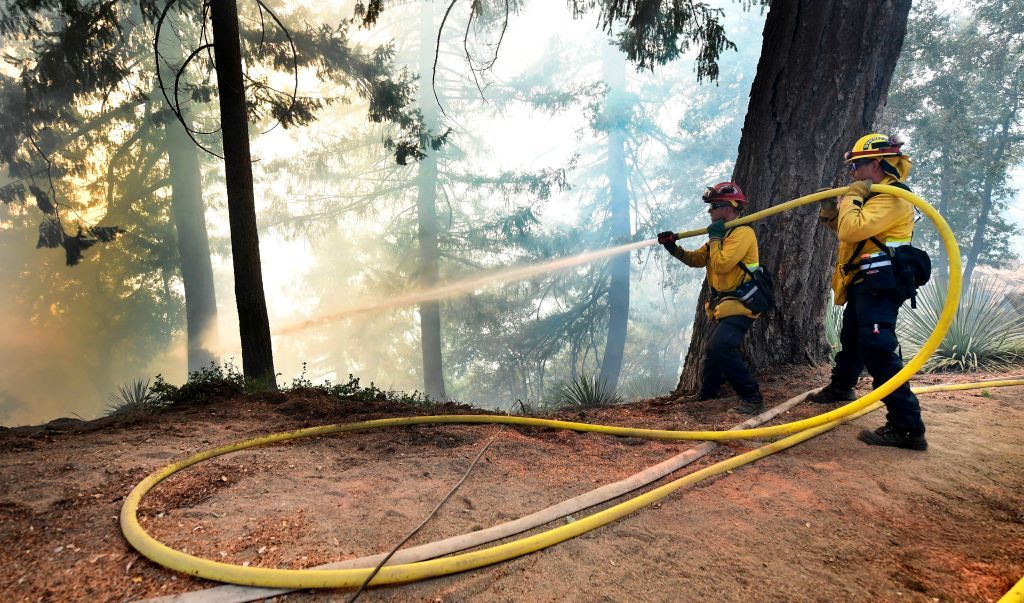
[881,154,912,181]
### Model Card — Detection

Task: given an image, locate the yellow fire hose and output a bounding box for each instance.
[119,185,1022,595]
[1002,576,1024,603]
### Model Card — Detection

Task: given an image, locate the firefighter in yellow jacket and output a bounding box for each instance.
[809,133,927,451]
[658,182,764,415]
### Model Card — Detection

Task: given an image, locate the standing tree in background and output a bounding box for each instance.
[415,1,446,400]
[679,0,913,392]
[165,103,220,372]
[597,43,631,392]
[967,1,1024,285]
[160,18,220,372]
[882,0,1023,289]
[208,0,275,383]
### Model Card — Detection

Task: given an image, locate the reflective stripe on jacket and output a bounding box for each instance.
[819,176,915,305]
[670,225,760,320]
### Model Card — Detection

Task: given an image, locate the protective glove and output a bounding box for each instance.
[846,179,872,199]
[657,231,679,252]
[819,198,839,223]
[707,219,727,241]
[818,187,839,222]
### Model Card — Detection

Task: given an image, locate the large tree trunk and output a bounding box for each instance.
[210,0,276,384]
[598,45,630,391]
[165,118,219,373]
[678,0,911,393]
[417,2,446,400]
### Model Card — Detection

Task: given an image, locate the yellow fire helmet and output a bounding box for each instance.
[844,132,913,180]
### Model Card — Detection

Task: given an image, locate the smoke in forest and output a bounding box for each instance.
[3,0,1020,426]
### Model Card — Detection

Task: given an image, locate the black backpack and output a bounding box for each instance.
[884,239,932,306]
[842,182,932,307]
[735,262,776,314]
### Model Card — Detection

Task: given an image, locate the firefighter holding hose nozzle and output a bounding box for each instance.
[658,182,766,415]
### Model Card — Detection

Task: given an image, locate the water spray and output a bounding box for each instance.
[274,239,654,336]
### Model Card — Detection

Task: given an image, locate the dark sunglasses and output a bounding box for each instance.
[708,202,731,210]
[848,158,875,171]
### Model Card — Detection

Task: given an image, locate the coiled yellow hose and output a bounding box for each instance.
[119,185,1018,594]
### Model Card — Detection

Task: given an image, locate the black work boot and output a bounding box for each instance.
[732,396,765,415]
[806,386,858,404]
[858,424,928,451]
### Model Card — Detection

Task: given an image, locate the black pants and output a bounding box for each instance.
[829,284,925,435]
[701,315,760,401]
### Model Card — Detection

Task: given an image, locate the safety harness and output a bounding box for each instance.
[839,182,925,308]
[708,225,768,313]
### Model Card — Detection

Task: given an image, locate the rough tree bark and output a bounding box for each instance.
[417,1,446,400]
[678,0,912,394]
[598,44,631,391]
[209,0,276,384]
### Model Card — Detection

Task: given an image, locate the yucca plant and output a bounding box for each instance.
[620,373,677,401]
[105,378,160,416]
[898,276,1024,372]
[550,373,623,409]
[825,302,845,359]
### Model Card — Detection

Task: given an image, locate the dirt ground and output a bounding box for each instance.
[1,367,1022,603]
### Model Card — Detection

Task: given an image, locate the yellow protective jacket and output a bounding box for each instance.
[670,225,760,320]
[819,175,916,305]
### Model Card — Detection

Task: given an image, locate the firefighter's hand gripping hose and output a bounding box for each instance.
[119,185,1021,593]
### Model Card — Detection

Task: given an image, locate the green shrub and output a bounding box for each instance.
[898,276,1024,372]
[282,363,443,407]
[148,361,247,406]
[549,373,623,409]
[110,360,442,416]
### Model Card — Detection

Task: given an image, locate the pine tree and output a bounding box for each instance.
[883,0,1023,289]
